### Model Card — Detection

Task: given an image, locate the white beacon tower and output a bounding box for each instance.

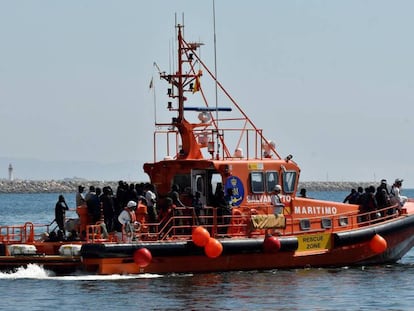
[8,163,13,181]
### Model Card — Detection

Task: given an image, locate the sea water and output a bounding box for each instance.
[0,190,414,311]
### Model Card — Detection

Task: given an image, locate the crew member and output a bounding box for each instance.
[118,200,141,241]
[271,185,284,215]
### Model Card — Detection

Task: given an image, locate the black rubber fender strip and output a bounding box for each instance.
[0,244,6,256]
[81,236,299,258]
[334,215,414,247]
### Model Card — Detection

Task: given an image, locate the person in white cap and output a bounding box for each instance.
[118,200,141,241]
[271,185,284,215]
[390,178,407,208]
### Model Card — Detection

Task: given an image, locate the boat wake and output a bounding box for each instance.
[0,264,163,280]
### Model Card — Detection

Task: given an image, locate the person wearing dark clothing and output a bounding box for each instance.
[55,194,69,235]
[86,186,101,224]
[355,187,364,205]
[221,188,234,231]
[343,189,358,204]
[101,187,115,232]
[299,188,307,198]
[192,191,203,224]
[358,186,379,223]
[376,179,391,209]
[168,184,185,207]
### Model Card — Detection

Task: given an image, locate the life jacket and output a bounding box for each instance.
[125,207,137,223]
[121,207,137,238]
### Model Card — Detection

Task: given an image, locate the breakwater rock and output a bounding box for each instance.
[0,179,121,194]
[298,181,375,191]
[0,179,376,194]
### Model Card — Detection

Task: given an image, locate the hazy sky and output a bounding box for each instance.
[0,1,413,186]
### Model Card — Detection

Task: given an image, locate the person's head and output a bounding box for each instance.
[195,191,201,198]
[395,178,403,187]
[126,200,137,210]
[89,185,95,192]
[172,184,179,192]
[274,185,282,193]
[58,194,65,202]
[300,188,306,196]
[381,179,387,185]
[78,185,85,192]
[138,196,147,205]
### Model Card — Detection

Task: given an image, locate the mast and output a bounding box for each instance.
[154,22,283,162]
[177,25,185,123]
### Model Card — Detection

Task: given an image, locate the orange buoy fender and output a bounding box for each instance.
[369,234,387,254]
[133,248,152,267]
[192,226,210,247]
[204,238,223,258]
[263,236,281,253]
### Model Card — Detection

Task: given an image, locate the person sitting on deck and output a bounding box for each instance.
[390,178,408,210]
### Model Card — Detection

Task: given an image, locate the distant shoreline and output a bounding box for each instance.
[0,179,379,194]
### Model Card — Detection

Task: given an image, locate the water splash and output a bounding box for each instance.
[0,264,163,280]
[0,264,52,279]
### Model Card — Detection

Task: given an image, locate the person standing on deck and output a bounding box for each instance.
[55,194,69,236]
[85,186,101,224]
[76,185,86,207]
[271,185,284,215]
[118,200,140,242]
[144,183,158,225]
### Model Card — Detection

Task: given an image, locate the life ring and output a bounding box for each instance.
[230,209,247,234]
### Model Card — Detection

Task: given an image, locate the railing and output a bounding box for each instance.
[0,204,401,245]
[136,203,401,241]
[0,222,47,244]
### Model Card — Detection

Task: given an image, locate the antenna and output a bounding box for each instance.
[212,0,220,159]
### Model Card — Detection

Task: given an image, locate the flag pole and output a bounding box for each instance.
[212,0,220,158]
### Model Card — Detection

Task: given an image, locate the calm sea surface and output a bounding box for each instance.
[0,190,414,311]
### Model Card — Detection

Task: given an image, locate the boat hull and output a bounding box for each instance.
[81,214,414,275]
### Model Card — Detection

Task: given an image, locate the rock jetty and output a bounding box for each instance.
[0,179,120,194]
[0,179,377,194]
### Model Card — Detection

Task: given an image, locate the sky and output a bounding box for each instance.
[0,1,413,186]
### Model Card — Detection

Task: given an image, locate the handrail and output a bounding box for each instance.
[137,203,401,241]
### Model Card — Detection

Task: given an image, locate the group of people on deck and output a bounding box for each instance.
[343,178,408,221]
[53,180,238,241]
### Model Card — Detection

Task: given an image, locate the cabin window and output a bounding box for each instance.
[282,171,297,194]
[321,218,332,229]
[250,171,265,193]
[338,216,349,227]
[300,219,311,230]
[172,174,191,193]
[266,171,279,193]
